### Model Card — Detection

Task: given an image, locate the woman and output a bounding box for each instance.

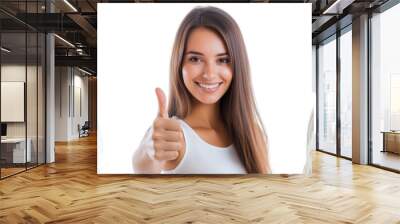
[133,6,271,174]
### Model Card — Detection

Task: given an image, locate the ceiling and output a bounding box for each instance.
[0,0,393,75]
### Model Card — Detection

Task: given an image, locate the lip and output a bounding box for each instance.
[194,81,223,93]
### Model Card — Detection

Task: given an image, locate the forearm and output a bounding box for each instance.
[132,146,161,174]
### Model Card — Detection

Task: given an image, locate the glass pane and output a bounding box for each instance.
[1,31,27,177]
[24,0,38,169]
[27,31,38,169]
[371,4,400,171]
[38,32,45,165]
[340,29,352,158]
[318,37,337,154]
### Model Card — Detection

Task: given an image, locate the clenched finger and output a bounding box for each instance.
[154,141,182,151]
[154,150,179,161]
[153,130,183,142]
[156,118,181,131]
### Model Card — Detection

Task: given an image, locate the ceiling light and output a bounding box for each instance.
[54,34,75,48]
[78,67,93,76]
[63,0,78,12]
[323,0,355,15]
[1,47,11,53]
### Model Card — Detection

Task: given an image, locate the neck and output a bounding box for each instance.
[185,100,222,129]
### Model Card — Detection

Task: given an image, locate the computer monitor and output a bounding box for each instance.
[1,123,7,137]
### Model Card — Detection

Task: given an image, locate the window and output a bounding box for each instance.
[371,2,400,171]
[318,36,337,155]
[339,28,352,158]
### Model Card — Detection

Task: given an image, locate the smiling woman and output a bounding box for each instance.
[132,6,271,174]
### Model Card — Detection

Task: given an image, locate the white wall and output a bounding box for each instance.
[72,72,89,138]
[55,67,89,141]
[55,66,70,141]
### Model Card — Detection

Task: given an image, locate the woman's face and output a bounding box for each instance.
[182,27,233,105]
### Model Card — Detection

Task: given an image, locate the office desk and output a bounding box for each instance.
[382,131,400,154]
[1,138,31,163]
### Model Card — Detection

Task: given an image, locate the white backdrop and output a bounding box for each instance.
[97,3,312,174]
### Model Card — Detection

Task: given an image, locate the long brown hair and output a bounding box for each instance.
[168,6,270,174]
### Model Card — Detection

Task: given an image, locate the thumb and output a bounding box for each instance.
[155,87,168,118]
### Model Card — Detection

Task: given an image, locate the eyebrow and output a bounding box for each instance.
[186,51,229,57]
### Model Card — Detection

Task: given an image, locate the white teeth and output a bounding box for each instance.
[198,83,220,89]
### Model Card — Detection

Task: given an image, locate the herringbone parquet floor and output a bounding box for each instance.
[1,134,400,223]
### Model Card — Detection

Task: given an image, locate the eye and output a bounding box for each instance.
[188,56,201,63]
[218,57,231,64]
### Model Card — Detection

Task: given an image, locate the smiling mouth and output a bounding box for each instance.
[194,81,223,93]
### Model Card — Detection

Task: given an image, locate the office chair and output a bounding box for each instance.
[79,121,90,138]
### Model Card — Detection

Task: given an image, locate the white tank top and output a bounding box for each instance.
[136,117,247,174]
[160,118,247,174]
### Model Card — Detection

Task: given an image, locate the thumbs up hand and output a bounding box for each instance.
[155,87,169,119]
[152,88,185,169]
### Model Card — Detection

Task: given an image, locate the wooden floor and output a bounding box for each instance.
[1,134,400,223]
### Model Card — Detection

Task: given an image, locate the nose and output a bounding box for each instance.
[202,61,217,80]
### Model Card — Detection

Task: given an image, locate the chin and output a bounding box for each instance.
[193,95,222,105]
[198,99,220,105]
